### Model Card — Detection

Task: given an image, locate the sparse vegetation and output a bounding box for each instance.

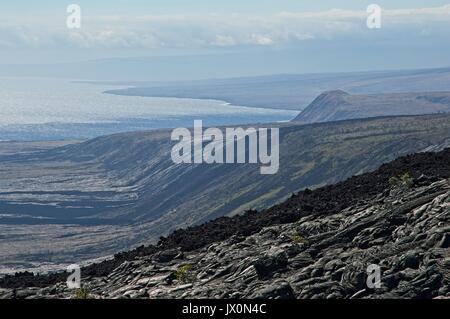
[74,287,91,299]
[292,233,308,244]
[389,172,414,189]
[175,264,196,284]
[389,176,400,186]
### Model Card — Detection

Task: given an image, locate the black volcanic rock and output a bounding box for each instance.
[2,175,448,299]
[250,281,296,299]
[1,148,450,299]
[154,249,182,263]
[253,250,289,278]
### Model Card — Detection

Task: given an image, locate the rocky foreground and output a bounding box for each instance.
[1,174,449,299]
[2,114,450,271]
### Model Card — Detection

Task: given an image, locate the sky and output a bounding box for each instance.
[1,1,450,79]
[2,1,450,14]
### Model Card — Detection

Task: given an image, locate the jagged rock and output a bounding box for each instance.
[15,288,39,299]
[0,289,14,299]
[438,234,450,248]
[249,281,295,299]
[1,173,449,300]
[155,249,182,263]
[289,253,314,269]
[397,252,421,270]
[253,250,288,278]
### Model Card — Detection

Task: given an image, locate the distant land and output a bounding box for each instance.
[104,67,450,110]
[293,90,450,123]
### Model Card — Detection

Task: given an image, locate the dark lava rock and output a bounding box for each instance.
[250,281,295,299]
[341,271,366,291]
[253,251,288,278]
[383,274,401,289]
[1,148,450,299]
[14,289,36,299]
[397,252,421,270]
[437,233,450,248]
[311,268,324,278]
[289,253,314,269]
[155,249,181,263]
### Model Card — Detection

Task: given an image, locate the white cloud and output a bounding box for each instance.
[211,35,236,47]
[0,5,449,50]
[249,34,274,46]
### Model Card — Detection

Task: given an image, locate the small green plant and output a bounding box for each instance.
[292,233,308,244]
[389,176,400,187]
[74,287,91,299]
[389,172,413,189]
[400,172,414,187]
[175,264,195,284]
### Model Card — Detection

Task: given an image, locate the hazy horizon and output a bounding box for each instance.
[1,1,450,81]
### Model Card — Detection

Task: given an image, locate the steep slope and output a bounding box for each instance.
[2,114,450,270]
[293,91,450,123]
[1,148,450,299]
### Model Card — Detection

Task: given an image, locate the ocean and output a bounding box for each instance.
[0,77,298,140]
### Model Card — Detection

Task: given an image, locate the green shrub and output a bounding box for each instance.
[389,176,400,187]
[175,264,195,284]
[400,172,414,188]
[292,233,308,244]
[389,172,413,189]
[74,287,91,299]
